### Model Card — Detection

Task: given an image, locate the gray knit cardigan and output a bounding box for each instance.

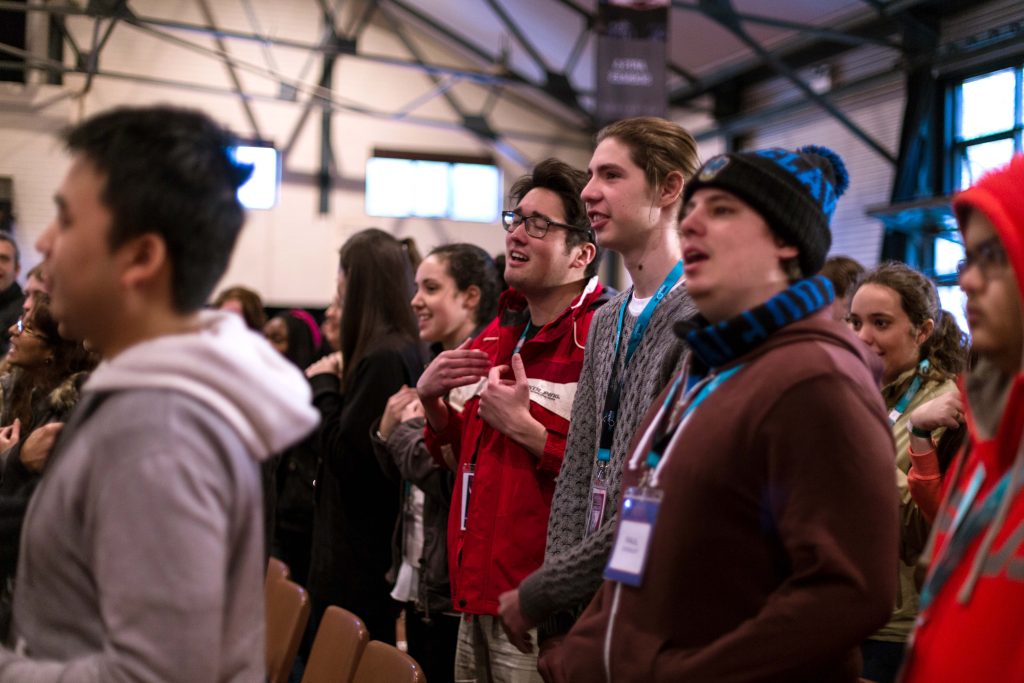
[518,282,696,638]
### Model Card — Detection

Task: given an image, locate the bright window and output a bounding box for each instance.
[365,156,501,223]
[933,234,968,335]
[952,66,1022,190]
[231,144,280,210]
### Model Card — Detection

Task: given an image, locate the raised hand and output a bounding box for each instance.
[0,418,20,453]
[22,422,63,473]
[379,385,420,440]
[416,338,491,401]
[909,391,965,434]
[478,354,547,456]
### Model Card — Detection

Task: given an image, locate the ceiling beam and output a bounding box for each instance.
[0,42,590,150]
[382,0,593,124]
[483,0,549,74]
[698,0,896,164]
[668,3,918,105]
[0,1,522,89]
[379,2,530,167]
[673,0,901,49]
[195,0,263,140]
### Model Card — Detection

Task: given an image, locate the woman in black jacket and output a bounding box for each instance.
[304,229,426,645]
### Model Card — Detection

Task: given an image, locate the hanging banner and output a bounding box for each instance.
[596,0,669,126]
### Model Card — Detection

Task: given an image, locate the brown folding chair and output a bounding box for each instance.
[301,606,369,683]
[351,640,425,683]
[266,578,310,683]
[265,556,290,595]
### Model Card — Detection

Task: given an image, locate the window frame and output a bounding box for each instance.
[944,58,1024,196]
[364,149,502,224]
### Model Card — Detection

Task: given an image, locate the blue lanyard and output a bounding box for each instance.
[889,359,929,425]
[644,364,744,470]
[512,322,532,356]
[919,462,1014,611]
[597,262,684,463]
[613,261,684,370]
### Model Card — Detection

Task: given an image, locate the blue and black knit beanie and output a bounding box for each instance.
[682,145,850,276]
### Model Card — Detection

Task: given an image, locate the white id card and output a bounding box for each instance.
[460,463,475,531]
[604,486,662,586]
[585,483,608,538]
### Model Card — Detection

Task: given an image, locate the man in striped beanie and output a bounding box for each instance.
[548,146,901,682]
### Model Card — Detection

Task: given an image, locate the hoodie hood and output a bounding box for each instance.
[914,155,1024,611]
[952,155,1024,445]
[83,310,319,461]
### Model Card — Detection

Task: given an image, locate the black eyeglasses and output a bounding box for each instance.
[501,210,593,241]
[957,236,1009,281]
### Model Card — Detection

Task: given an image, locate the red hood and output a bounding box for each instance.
[952,154,1024,458]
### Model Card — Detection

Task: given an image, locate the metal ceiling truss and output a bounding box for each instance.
[0,0,999,171]
[0,0,592,164]
[375,2,531,168]
[0,37,577,146]
[674,0,901,49]
[695,0,897,164]
[379,0,593,126]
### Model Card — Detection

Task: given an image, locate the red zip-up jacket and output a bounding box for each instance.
[901,155,1024,683]
[424,277,608,615]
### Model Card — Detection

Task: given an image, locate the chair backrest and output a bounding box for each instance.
[301,606,369,683]
[266,578,310,683]
[351,641,425,683]
[265,556,290,594]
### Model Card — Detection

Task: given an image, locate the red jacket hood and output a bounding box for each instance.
[952,155,1024,456]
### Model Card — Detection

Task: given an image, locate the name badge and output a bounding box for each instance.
[460,463,475,531]
[586,483,608,538]
[604,486,662,586]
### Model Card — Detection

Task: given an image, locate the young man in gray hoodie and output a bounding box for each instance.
[0,106,318,682]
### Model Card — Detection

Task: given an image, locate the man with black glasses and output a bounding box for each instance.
[417,158,608,682]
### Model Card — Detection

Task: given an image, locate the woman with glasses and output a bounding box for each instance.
[0,295,95,637]
[846,261,970,683]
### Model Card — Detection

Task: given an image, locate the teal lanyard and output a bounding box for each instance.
[512,322,532,356]
[889,359,929,425]
[597,261,684,463]
[644,364,744,470]
[613,261,684,370]
[919,463,1014,611]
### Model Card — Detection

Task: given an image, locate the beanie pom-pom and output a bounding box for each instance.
[799,145,849,198]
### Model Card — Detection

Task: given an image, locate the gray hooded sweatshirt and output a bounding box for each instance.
[0,311,319,682]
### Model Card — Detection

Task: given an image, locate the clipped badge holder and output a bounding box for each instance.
[603,485,663,587]
[586,451,611,538]
[460,463,475,531]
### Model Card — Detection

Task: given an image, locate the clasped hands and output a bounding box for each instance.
[416,340,534,433]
